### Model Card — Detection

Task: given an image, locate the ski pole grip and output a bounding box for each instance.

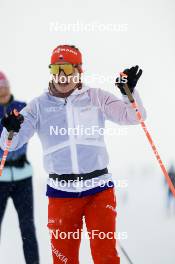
[120,72,135,103]
[8,130,14,140]
[7,109,20,140]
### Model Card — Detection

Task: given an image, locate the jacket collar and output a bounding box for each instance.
[69,84,89,96]
[46,84,89,103]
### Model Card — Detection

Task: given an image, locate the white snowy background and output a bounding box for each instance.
[0,0,175,263]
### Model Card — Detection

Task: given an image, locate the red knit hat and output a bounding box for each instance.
[0,72,9,88]
[51,45,83,72]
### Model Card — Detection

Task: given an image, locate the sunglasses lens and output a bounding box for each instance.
[49,64,75,75]
[60,64,74,75]
[49,65,60,75]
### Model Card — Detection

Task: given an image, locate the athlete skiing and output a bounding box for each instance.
[0,44,146,264]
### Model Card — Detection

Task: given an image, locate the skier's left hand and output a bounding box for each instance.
[116,65,142,95]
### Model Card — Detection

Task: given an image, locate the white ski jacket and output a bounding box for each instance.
[0,85,146,194]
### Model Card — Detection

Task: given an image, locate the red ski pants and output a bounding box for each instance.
[47,188,120,264]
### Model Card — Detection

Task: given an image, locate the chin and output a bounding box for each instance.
[55,84,72,93]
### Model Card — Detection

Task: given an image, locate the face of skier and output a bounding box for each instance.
[0,86,11,105]
[51,62,81,94]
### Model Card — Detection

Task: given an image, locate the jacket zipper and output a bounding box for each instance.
[64,97,67,105]
[10,166,14,181]
[66,98,79,174]
[3,104,14,181]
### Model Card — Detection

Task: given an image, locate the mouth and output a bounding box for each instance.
[58,82,69,86]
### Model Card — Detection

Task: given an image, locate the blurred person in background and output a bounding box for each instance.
[165,163,175,215]
[0,72,39,264]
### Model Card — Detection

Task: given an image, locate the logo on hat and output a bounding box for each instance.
[59,54,64,60]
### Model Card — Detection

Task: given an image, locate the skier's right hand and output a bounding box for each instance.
[1,109,24,132]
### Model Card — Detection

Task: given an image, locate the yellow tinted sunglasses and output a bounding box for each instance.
[49,64,76,76]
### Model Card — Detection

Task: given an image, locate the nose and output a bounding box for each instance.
[57,71,69,84]
[59,69,66,76]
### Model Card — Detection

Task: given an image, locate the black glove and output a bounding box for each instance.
[13,154,30,168]
[5,154,30,168]
[116,65,142,95]
[1,109,24,132]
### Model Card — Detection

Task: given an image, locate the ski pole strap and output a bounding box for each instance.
[49,168,108,182]
[0,131,14,176]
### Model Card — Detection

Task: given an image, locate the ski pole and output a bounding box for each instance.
[0,131,14,176]
[120,72,175,198]
[119,242,134,264]
[0,109,19,176]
